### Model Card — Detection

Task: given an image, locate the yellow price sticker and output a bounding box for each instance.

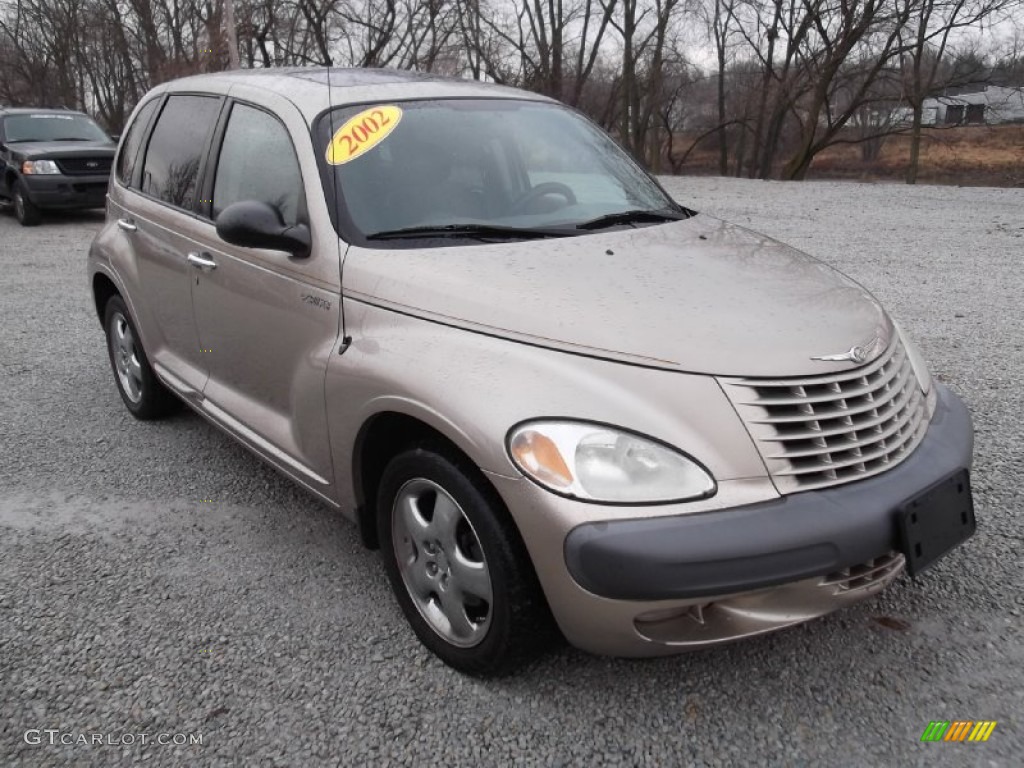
[326,105,403,165]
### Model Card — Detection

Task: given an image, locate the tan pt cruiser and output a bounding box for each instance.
[89,68,976,676]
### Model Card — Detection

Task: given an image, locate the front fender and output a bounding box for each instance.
[326,297,772,522]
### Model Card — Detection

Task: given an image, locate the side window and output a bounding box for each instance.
[141,95,221,210]
[213,103,303,226]
[115,99,159,188]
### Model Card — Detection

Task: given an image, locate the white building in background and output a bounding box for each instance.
[921,85,1024,125]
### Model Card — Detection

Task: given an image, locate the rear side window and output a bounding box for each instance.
[116,99,160,188]
[212,103,303,225]
[141,95,220,210]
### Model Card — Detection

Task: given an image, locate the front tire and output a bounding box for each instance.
[377,445,555,676]
[13,181,41,226]
[103,296,179,419]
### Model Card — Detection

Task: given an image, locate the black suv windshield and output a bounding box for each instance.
[4,113,110,143]
[315,99,683,244]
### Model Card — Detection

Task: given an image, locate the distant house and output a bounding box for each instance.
[921,85,1024,125]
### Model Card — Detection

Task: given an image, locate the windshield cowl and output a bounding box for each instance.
[366,223,575,241]
[575,208,691,231]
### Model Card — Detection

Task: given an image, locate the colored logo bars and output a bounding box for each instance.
[921,721,997,742]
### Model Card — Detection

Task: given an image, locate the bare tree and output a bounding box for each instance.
[0,0,1015,176]
[901,0,1012,184]
[708,0,740,174]
[225,0,242,68]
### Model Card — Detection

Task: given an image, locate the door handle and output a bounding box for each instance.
[186,251,217,270]
[116,218,137,232]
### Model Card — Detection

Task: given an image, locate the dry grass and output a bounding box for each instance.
[674,123,1024,187]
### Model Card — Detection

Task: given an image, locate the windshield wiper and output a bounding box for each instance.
[51,137,91,141]
[576,208,689,231]
[366,223,573,241]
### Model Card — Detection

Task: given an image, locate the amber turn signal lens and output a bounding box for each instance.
[509,430,574,489]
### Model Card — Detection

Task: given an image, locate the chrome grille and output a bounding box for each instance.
[722,337,932,492]
[55,156,112,175]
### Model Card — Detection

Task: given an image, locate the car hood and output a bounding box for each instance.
[343,215,892,377]
[12,140,115,159]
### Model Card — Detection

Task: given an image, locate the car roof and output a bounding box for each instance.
[0,107,90,117]
[152,67,553,120]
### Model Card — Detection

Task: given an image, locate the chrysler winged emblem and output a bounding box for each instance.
[811,335,883,364]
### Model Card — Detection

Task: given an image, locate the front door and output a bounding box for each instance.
[189,98,342,499]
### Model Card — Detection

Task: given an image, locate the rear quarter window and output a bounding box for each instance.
[116,99,160,188]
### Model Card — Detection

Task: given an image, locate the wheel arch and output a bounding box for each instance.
[352,411,502,551]
[354,411,463,549]
[92,272,121,328]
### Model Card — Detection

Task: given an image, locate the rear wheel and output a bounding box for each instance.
[103,296,179,419]
[13,181,41,226]
[377,445,555,676]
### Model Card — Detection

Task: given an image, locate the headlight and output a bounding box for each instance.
[895,323,932,394]
[22,160,60,175]
[507,421,715,503]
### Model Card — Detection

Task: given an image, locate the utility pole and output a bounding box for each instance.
[224,0,241,69]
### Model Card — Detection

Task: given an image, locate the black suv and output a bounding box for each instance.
[0,107,115,225]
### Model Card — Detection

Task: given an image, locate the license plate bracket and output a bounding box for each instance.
[897,469,975,577]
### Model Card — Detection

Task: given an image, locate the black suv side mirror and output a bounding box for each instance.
[215,200,311,257]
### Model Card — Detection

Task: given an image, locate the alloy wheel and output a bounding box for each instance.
[391,478,493,647]
[110,312,143,403]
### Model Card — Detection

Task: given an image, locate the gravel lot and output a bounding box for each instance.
[1,177,1022,767]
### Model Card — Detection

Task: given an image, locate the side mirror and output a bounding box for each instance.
[109,134,120,143]
[215,200,311,257]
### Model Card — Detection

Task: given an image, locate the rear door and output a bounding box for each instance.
[188,93,342,499]
[111,94,224,397]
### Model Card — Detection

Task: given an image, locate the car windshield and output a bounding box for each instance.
[3,113,110,143]
[316,99,682,244]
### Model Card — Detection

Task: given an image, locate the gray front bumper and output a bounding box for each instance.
[564,383,974,600]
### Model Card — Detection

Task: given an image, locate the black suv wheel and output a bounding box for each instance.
[13,181,41,226]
